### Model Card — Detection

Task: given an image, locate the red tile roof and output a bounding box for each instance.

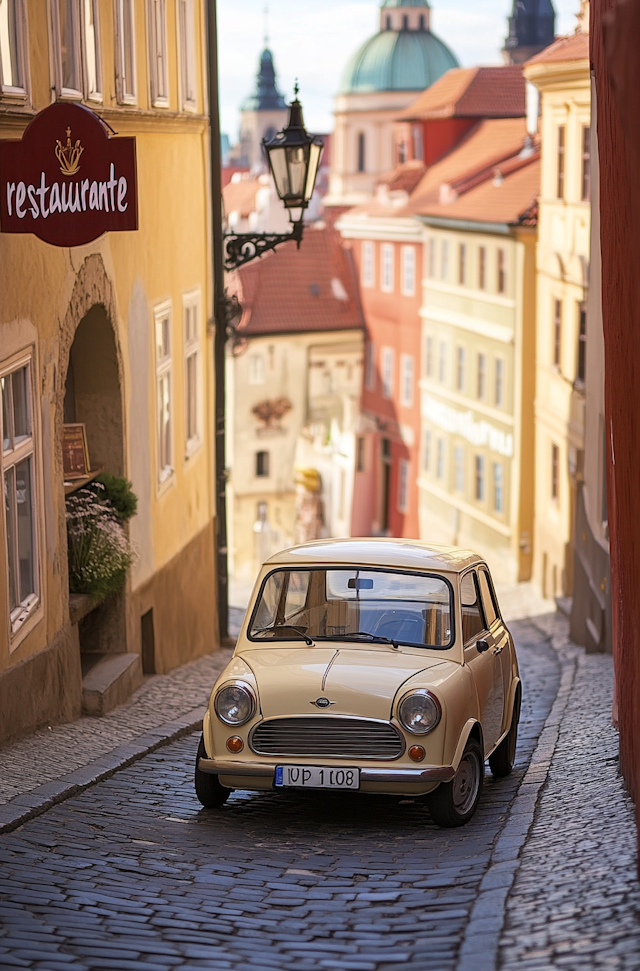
[526,32,589,65]
[378,160,427,194]
[232,223,365,338]
[400,65,525,121]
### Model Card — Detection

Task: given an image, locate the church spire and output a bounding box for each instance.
[503,0,556,64]
[241,45,287,112]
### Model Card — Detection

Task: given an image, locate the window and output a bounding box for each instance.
[401,246,415,296]
[436,438,444,480]
[495,358,504,408]
[477,569,498,627]
[148,0,168,106]
[2,358,39,637]
[424,429,431,471]
[256,451,270,477]
[0,0,27,95]
[477,353,486,400]
[576,303,587,385]
[398,459,409,513]
[497,248,506,294]
[82,0,101,99]
[440,240,449,281]
[365,341,376,390]
[438,340,446,383]
[54,0,83,95]
[177,0,197,110]
[362,241,374,288]
[461,572,485,644]
[581,126,591,202]
[356,436,365,473]
[248,354,265,385]
[454,445,464,493]
[475,455,485,501]
[425,335,434,377]
[478,246,486,290]
[456,347,465,393]
[381,244,394,293]
[553,299,562,368]
[551,443,559,500]
[557,125,565,199]
[357,132,366,173]
[458,243,466,285]
[183,291,201,455]
[400,354,414,408]
[428,237,436,278]
[155,302,173,482]
[115,0,136,103]
[381,347,394,398]
[493,462,503,512]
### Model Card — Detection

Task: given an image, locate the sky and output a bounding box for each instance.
[217,0,581,140]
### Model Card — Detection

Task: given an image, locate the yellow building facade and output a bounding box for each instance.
[524,27,590,599]
[0,0,218,742]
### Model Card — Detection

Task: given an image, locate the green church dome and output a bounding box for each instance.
[340,1,459,95]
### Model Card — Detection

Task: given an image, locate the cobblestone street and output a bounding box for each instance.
[0,599,639,970]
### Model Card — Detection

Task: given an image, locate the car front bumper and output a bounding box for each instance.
[198,757,455,787]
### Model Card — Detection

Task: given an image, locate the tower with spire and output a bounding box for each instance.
[236,39,288,170]
[503,0,556,64]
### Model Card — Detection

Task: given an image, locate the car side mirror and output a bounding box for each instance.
[476,640,490,654]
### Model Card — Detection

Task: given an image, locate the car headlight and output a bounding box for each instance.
[214,683,256,726]
[398,689,441,735]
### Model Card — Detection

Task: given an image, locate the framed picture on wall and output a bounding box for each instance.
[62,423,90,479]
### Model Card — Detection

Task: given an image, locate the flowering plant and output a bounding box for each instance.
[66,483,135,602]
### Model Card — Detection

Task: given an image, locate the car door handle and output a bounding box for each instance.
[492,646,503,655]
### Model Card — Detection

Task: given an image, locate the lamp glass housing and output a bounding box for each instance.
[263,94,324,216]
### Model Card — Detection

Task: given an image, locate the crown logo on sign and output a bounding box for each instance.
[55,127,84,176]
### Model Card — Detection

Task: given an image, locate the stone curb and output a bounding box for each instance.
[0,706,205,836]
[455,628,580,971]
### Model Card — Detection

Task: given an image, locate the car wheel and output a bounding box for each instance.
[426,738,483,827]
[194,735,231,808]
[489,689,521,778]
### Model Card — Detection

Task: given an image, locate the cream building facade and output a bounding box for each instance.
[524,25,590,599]
[0,0,217,743]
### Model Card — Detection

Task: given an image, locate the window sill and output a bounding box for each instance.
[185,436,202,461]
[9,596,41,649]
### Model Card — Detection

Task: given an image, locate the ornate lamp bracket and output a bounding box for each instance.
[223,219,303,271]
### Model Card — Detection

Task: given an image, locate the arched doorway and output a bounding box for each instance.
[64,304,132,695]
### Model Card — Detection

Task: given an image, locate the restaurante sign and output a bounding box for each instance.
[0,102,137,247]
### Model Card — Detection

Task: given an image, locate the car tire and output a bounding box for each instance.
[426,738,484,827]
[489,689,521,778]
[194,735,231,808]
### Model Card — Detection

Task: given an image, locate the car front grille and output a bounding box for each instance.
[250,717,404,760]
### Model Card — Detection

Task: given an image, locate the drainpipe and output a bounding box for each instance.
[205,0,229,644]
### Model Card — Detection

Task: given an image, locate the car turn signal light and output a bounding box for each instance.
[409,745,426,762]
[226,736,244,753]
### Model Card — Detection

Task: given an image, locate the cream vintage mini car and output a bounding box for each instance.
[195,539,521,827]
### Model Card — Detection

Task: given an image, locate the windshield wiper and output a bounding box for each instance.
[335,631,399,651]
[252,624,314,646]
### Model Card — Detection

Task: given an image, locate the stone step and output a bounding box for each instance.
[81,653,142,717]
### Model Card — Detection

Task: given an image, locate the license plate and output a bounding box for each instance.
[275,765,360,789]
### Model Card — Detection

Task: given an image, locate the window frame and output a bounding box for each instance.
[475,454,485,502]
[477,352,486,400]
[381,243,394,293]
[551,442,559,501]
[381,346,394,399]
[82,0,102,101]
[497,247,506,294]
[51,0,83,99]
[436,437,445,480]
[456,346,465,393]
[0,0,29,101]
[478,245,486,290]
[154,300,174,486]
[581,125,591,202]
[399,354,414,408]
[357,131,366,173]
[177,0,197,111]
[553,298,562,368]
[397,458,409,513]
[495,357,504,408]
[147,0,169,107]
[576,302,587,386]
[493,461,503,513]
[440,239,449,281]
[361,240,374,288]
[401,245,415,296]
[182,288,202,459]
[365,340,376,391]
[256,450,270,478]
[115,0,137,105]
[1,351,42,644]
[557,125,565,199]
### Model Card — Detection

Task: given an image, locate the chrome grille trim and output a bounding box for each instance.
[249,717,405,760]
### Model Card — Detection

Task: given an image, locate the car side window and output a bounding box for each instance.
[461,571,486,645]
[477,569,498,628]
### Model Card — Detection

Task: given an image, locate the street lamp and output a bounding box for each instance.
[224,85,324,270]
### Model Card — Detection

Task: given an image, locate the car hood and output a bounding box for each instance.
[239,647,456,720]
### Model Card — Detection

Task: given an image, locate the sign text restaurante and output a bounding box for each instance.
[0,102,137,247]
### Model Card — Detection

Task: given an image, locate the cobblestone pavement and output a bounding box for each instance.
[500,617,640,971]
[0,618,560,970]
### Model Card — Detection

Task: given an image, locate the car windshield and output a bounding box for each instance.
[248,567,454,649]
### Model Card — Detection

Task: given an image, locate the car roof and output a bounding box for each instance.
[263,538,484,574]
